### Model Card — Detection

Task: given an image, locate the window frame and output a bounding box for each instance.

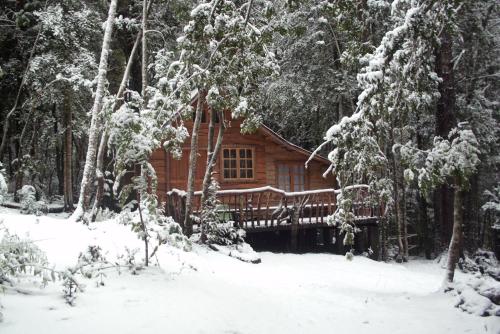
[276,162,307,192]
[220,146,256,182]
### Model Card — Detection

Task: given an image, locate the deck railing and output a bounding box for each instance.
[165,185,380,231]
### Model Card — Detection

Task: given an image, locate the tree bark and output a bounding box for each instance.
[400,172,409,259]
[13,110,32,202]
[434,28,457,244]
[141,0,148,105]
[200,110,225,241]
[445,185,463,283]
[63,91,74,211]
[389,123,407,262]
[54,106,64,195]
[71,0,118,221]
[183,93,204,236]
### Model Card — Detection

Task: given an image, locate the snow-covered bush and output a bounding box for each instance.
[0,163,7,205]
[94,207,117,222]
[0,224,51,288]
[482,185,500,231]
[61,245,112,305]
[458,250,500,281]
[207,221,246,246]
[119,202,191,266]
[202,178,245,246]
[117,247,143,275]
[0,222,53,320]
[440,250,500,317]
[17,185,47,215]
[0,221,55,322]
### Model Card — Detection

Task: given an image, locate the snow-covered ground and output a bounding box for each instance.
[0,208,498,334]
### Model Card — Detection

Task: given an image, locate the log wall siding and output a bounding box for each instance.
[151,111,335,201]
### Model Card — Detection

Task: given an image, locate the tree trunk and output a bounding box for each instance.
[63,92,74,211]
[54,105,64,195]
[13,107,32,202]
[92,1,154,220]
[400,175,409,259]
[136,0,149,266]
[417,192,432,259]
[434,28,457,245]
[463,173,479,252]
[141,0,148,105]
[200,110,225,241]
[71,0,118,221]
[389,124,407,262]
[445,185,463,283]
[183,93,204,236]
[201,110,224,202]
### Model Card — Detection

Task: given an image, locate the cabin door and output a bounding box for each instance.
[277,163,305,192]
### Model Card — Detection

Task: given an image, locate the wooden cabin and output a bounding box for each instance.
[150,96,380,255]
[150,99,335,202]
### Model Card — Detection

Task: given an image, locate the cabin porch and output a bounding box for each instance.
[165,186,382,257]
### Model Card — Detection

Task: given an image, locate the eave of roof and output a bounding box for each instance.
[259,124,331,165]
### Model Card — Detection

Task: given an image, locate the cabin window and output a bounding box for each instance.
[222,148,254,180]
[277,164,305,192]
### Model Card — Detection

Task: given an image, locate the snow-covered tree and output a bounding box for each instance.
[315,0,483,264]
[150,0,278,236]
[0,0,100,207]
[262,0,390,151]
[401,123,480,282]
[201,177,245,245]
[71,0,118,222]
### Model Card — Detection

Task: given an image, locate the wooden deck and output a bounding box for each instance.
[165,185,381,233]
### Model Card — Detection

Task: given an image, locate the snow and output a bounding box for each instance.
[169,185,369,197]
[0,208,498,334]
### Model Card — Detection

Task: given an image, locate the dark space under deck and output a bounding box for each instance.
[244,219,380,258]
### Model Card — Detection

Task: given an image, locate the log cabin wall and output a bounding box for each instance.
[150,103,335,202]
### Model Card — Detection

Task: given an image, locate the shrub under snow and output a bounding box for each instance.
[0,167,7,205]
[17,185,47,216]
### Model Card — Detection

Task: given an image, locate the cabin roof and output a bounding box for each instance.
[187,92,331,165]
[258,124,330,165]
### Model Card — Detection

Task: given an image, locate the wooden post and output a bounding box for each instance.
[290,206,299,252]
[265,192,270,227]
[239,195,244,228]
[256,192,262,227]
